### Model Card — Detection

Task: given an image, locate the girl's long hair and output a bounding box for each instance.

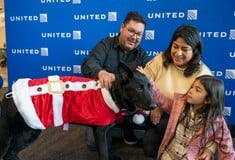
[162,25,202,77]
[181,75,225,146]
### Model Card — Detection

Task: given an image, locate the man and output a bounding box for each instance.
[81,11,150,148]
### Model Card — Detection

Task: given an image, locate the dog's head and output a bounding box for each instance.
[110,62,156,113]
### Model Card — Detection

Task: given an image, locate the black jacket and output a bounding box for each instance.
[81,36,150,78]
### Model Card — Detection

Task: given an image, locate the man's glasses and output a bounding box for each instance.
[126,28,143,39]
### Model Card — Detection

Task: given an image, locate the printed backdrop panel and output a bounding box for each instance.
[4,0,235,124]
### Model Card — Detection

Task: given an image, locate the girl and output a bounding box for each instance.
[137,68,235,159]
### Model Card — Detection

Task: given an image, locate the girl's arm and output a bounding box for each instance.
[136,66,173,113]
[215,118,235,159]
[149,78,173,114]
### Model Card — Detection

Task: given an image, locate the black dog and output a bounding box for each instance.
[0,63,156,160]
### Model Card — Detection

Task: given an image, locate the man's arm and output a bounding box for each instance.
[81,40,109,78]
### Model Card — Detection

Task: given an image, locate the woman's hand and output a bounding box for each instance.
[150,107,163,125]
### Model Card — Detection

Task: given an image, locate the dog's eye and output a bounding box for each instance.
[136,86,143,92]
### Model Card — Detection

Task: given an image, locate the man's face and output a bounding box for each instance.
[119,20,145,52]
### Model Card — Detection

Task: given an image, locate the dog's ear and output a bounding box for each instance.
[118,62,133,81]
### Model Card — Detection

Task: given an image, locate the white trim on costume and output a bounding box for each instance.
[12,78,45,129]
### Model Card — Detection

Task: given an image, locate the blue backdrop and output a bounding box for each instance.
[4,0,235,124]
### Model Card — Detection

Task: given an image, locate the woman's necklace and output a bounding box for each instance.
[174,64,187,71]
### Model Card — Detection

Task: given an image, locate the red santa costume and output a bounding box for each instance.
[12,75,121,130]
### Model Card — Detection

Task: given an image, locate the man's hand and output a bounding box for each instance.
[98,70,115,88]
[150,107,163,125]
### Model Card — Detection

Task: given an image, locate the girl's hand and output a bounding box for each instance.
[136,66,145,75]
[196,148,214,160]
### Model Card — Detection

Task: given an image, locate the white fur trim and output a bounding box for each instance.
[132,113,145,124]
[101,87,119,113]
[48,76,64,126]
[64,80,101,91]
[52,93,63,126]
[12,79,45,129]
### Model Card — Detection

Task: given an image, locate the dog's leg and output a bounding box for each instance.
[94,125,112,160]
[0,95,41,160]
[0,117,11,159]
[0,100,12,159]
[3,129,41,160]
[94,123,121,160]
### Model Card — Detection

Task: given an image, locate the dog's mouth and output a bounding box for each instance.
[123,105,152,116]
[120,102,156,115]
[135,103,156,111]
[133,105,156,116]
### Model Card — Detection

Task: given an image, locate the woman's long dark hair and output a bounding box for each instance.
[162,25,202,77]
